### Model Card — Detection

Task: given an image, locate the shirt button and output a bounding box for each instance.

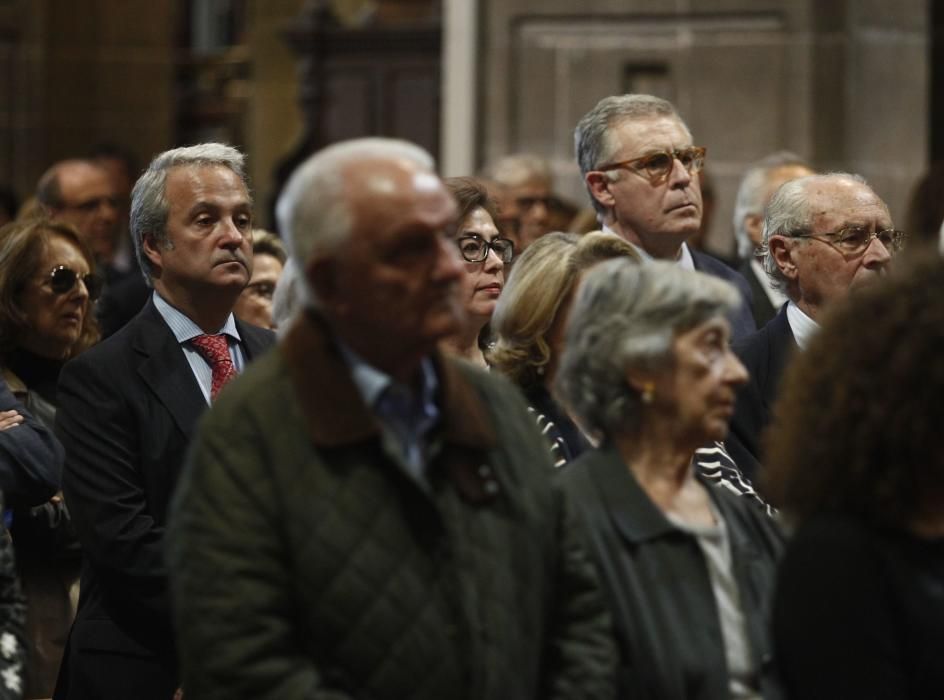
[478,464,492,477]
[483,480,500,495]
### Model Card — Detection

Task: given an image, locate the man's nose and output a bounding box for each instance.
[219,219,247,247]
[863,234,892,266]
[666,157,693,188]
[434,235,464,281]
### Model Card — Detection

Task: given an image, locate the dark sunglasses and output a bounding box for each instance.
[46,265,102,300]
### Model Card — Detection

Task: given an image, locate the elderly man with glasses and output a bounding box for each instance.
[726,172,904,482]
[574,93,756,340]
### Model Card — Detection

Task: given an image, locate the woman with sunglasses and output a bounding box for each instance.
[440,177,513,368]
[0,217,101,698]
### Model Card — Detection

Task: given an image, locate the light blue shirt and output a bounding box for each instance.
[152,292,246,405]
[337,342,440,490]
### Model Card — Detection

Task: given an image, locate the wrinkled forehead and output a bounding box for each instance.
[605,115,693,159]
[808,179,892,229]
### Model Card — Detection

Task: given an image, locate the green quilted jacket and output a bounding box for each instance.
[167,313,617,699]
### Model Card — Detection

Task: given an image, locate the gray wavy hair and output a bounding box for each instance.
[131,143,249,285]
[761,172,868,293]
[574,94,685,217]
[555,259,739,440]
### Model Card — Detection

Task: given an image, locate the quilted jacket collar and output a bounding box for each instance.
[281,309,497,451]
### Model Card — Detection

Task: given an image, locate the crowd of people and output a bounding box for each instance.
[0,90,940,700]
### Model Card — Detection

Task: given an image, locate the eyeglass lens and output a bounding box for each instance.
[457,236,514,263]
[49,266,102,300]
[837,227,905,253]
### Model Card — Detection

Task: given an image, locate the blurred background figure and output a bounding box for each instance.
[440,177,511,368]
[482,153,554,252]
[766,252,944,699]
[555,259,782,699]
[233,229,286,330]
[35,160,122,284]
[0,218,101,699]
[0,188,18,229]
[905,160,944,246]
[731,152,815,328]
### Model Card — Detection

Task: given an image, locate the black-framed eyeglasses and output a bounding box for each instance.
[790,227,907,256]
[456,234,514,264]
[596,146,707,185]
[45,265,102,300]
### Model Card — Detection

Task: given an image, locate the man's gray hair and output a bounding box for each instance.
[761,172,869,293]
[275,137,435,304]
[482,153,551,188]
[130,143,249,285]
[732,151,810,259]
[574,94,685,217]
[555,259,739,440]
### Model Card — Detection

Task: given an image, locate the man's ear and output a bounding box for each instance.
[306,256,344,314]
[768,235,798,281]
[141,233,164,273]
[585,171,616,211]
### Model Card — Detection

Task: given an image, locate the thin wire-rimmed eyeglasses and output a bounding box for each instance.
[456,234,514,264]
[790,227,907,256]
[595,146,707,185]
[43,265,102,300]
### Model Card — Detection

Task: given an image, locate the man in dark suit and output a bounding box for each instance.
[574,93,755,339]
[731,152,814,328]
[54,144,275,700]
[726,172,900,481]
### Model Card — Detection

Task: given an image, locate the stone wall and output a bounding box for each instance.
[474,0,928,255]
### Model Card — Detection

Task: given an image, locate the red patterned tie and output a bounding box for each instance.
[190,334,237,401]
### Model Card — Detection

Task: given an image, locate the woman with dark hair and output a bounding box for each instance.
[555,259,783,699]
[765,252,944,699]
[440,177,512,367]
[0,217,101,697]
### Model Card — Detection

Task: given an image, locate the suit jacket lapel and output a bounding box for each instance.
[132,300,207,441]
[761,308,797,412]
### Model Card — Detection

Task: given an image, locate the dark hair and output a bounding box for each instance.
[763,247,944,528]
[443,177,500,232]
[905,161,944,244]
[0,218,100,359]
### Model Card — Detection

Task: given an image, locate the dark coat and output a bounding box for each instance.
[167,312,617,700]
[738,259,779,329]
[0,374,61,509]
[690,249,756,341]
[559,443,784,700]
[55,298,274,699]
[726,307,797,483]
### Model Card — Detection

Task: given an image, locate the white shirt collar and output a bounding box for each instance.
[785,301,819,350]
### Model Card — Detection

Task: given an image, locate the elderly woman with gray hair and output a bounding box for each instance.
[556,259,784,700]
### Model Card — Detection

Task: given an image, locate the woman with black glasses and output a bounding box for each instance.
[440,177,513,368]
[0,217,101,697]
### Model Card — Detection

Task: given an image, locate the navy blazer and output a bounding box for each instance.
[738,259,779,329]
[0,375,62,508]
[726,307,797,483]
[690,249,756,341]
[56,298,275,697]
